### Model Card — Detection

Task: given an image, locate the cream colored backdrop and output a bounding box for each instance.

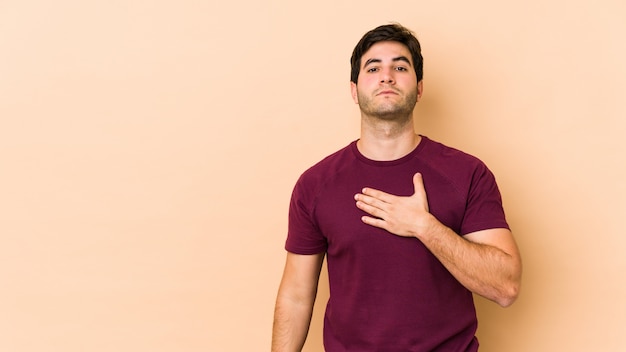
[1,1,624,351]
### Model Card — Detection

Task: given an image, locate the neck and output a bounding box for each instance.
[357,114,421,161]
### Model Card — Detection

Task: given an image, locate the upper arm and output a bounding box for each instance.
[464,228,520,256]
[277,252,325,302]
[464,228,522,268]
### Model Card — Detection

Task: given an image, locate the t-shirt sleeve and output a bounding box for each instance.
[284,176,328,254]
[460,162,510,235]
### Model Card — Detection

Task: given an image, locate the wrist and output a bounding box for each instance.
[413,213,442,241]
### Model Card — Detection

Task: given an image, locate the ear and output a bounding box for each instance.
[416,80,424,102]
[350,81,359,104]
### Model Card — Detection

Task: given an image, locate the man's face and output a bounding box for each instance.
[351,41,423,120]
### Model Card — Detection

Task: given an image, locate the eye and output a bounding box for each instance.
[366,67,379,73]
[395,66,408,72]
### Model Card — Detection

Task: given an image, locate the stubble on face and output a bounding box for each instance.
[352,41,422,129]
[356,86,418,124]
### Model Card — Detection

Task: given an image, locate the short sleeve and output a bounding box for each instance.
[460,162,509,235]
[285,176,328,254]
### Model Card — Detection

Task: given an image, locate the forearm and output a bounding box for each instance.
[416,219,522,307]
[271,295,315,352]
[272,252,324,351]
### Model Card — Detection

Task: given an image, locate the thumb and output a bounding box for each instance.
[413,173,429,211]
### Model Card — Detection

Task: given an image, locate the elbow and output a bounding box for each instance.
[496,291,518,308]
[495,279,521,308]
[496,256,523,307]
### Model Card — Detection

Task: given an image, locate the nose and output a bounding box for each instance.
[380,68,395,84]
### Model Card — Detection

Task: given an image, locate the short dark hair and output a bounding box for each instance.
[350,23,424,84]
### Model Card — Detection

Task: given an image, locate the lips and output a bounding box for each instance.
[376,89,399,96]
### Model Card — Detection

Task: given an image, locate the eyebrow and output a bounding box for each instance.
[363,56,412,67]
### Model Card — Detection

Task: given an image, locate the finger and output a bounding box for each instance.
[413,173,429,211]
[355,199,385,219]
[361,187,393,203]
[361,215,388,230]
[354,193,387,210]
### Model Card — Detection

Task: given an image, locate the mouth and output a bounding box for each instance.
[376,89,399,96]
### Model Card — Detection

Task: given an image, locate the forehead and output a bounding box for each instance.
[361,41,413,66]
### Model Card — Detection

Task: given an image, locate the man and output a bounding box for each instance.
[272,23,522,351]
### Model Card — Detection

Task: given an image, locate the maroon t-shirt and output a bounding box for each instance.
[286,136,509,351]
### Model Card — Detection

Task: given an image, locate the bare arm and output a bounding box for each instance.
[414,226,521,307]
[272,252,325,352]
[355,173,522,307]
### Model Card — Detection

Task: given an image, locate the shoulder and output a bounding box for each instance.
[419,136,487,175]
[421,136,481,163]
[289,141,357,205]
[297,141,357,185]
[288,142,357,231]
[418,136,501,202]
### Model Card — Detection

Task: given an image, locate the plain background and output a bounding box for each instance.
[1,0,625,351]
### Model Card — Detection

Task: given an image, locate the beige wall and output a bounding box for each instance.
[1,1,625,351]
